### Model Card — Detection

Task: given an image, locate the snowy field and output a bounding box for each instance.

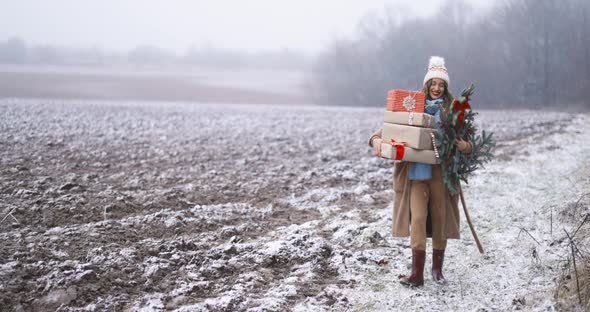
[1,99,589,311]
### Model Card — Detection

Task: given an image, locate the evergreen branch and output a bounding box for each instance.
[434,83,496,194]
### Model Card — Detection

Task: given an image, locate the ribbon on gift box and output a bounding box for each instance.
[430,132,440,159]
[388,139,406,160]
[402,91,421,112]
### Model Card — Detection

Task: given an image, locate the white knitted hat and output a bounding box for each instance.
[423,56,450,86]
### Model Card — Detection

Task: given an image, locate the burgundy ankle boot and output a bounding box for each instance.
[399,249,426,287]
[432,248,446,284]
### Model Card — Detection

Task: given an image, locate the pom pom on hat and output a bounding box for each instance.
[423,56,450,86]
[429,56,446,68]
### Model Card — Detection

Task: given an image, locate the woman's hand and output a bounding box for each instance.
[455,138,469,152]
[372,138,383,157]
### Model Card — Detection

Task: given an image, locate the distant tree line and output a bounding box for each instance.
[0,37,309,70]
[311,0,590,110]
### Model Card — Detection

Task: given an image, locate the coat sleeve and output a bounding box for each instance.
[368,128,383,147]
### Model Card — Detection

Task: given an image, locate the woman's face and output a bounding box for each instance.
[429,78,446,99]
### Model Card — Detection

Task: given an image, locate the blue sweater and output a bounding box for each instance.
[409,98,443,180]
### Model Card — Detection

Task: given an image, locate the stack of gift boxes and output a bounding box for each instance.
[380,89,440,164]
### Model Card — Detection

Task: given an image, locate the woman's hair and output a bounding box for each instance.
[422,79,454,117]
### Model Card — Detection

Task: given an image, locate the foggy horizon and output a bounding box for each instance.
[0,0,587,111]
[1,0,495,55]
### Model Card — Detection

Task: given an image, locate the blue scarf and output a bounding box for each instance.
[409,98,443,180]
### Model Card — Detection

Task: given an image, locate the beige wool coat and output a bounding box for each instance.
[369,128,472,240]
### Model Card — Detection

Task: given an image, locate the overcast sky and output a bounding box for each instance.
[0,0,494,55]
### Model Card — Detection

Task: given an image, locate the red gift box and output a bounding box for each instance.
[386,89,426,113]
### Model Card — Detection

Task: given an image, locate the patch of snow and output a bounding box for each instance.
[131,293,165,312]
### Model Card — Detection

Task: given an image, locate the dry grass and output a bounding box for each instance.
[556,191,590,311]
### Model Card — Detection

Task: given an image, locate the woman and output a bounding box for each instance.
[368,56,472,287]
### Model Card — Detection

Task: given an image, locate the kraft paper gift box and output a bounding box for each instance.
[382,123,434,150]
[386,89,426,113]
[380,142,439,164]
[384,111,435,128]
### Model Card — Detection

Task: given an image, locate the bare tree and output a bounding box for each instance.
[312,0,590,110]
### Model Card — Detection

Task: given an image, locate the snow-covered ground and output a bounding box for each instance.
[0,99,588,311]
